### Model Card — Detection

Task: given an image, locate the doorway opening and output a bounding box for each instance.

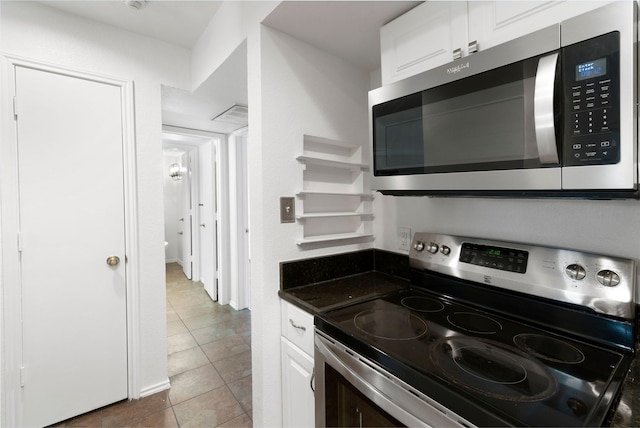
[163,129,221,301]
[161,126,251,310]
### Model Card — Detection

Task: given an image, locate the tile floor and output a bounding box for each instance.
[54,263,252,427]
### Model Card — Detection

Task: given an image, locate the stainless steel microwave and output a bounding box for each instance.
[369,2,637,198]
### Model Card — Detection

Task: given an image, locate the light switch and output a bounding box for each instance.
[280,197,295,223]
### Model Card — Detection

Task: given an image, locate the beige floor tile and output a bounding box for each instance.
[101,391,170,427]
[167,320,189,337]
[218,413,253,428]
[172,386,244,428]
[167,332,198,355]
[212,351,252,384]
[201,335,250,363]
[191,324,236,346]
[227,376,252,413]
[169,364,225,405]
[167,346,210,377]
[130,408,179,428]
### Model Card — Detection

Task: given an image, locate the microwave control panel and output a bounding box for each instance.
[563,32,620,167]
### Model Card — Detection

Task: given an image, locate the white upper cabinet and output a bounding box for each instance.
[467,1,611,54]
[380,1,467,85]
[381,0,612,85]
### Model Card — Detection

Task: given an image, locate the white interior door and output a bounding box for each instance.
[198,141,218,300]
[180,152,193,279]
[15,66,128,426]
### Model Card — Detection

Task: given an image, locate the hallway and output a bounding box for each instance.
[53,263,252,427]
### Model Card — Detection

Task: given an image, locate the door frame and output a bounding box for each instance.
[162,126,224,301]
[0,54,140,426]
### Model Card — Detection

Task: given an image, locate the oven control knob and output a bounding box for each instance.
[596,270,621,287]
[440,245,451,256]
[427,242,439,254]
[413,241,425,252]
[565,264,586,280]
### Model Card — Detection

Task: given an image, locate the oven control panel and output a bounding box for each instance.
[410,232,636,319]
[459,243,529,274]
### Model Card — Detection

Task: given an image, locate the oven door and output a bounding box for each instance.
[314,331,473,428]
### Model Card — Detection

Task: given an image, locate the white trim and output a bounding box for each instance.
[0,54,141,420]
[139,379,171,398]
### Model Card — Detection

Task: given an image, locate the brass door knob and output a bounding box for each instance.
[106,255,120,266]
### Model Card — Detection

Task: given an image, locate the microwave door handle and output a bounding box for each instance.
[534,52,560,164]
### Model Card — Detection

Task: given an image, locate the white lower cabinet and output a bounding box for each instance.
[281,300,315,427]
[281,337,315,428]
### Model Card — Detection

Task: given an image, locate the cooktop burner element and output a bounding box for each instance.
[431,337,557,402]
[354,307,427,340]
[400,296,445,312]
[514,333,586,364]
[447,311,502,334]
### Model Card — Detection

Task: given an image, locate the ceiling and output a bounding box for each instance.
[39,1,223,49]
[37,0,420,134]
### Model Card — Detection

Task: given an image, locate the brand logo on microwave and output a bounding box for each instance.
[447,62,469,74]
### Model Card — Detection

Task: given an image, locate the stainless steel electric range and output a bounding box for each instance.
[314,233,636,427]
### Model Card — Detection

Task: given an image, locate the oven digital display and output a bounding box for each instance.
[576,57,607,81]
[460,243,528,273]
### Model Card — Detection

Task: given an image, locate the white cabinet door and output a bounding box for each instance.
[281,337,315,428]
[467,1,611,53]
[380,1,468,85]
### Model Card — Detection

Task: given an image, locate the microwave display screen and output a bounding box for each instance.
[576,58,607,81]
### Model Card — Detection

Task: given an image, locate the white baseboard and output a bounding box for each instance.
[139,379,171,398]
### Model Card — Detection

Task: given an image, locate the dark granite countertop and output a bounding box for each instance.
[278,271,409,314]
[612,356,640,427]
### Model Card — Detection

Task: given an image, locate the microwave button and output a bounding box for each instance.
[586,88,595,95]
[601,141,610,147]
[573,91,581,97]
[601,93,610,99]
[572,143,582,150]
[601,85,609,92]
[586,151,597,157]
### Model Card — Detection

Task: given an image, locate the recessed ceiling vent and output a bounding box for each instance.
[211,104,248,130]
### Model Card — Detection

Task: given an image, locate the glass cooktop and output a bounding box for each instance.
[316,288,628,427]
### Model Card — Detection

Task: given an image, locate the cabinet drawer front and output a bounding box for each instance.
[281,300,314,355]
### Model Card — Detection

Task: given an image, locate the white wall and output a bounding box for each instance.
[1,1,191,397]
[163,152,182,263]
[191,1,279,90]
[247,25,373,426]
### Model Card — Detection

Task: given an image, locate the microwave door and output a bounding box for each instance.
[371,52,563,192]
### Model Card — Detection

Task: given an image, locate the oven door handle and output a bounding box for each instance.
[534,52,560,165]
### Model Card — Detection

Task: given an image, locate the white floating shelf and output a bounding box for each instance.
[296,212,374,220]
[296,232,374,245]
[296,155,369,171]
[297,191,374,198]
[303,134,361,150]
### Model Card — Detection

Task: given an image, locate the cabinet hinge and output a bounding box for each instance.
[13,96,18,119]
[20,366,25,387]
[17,232,22,253]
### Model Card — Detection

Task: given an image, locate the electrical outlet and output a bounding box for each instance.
[398,227,411,251]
